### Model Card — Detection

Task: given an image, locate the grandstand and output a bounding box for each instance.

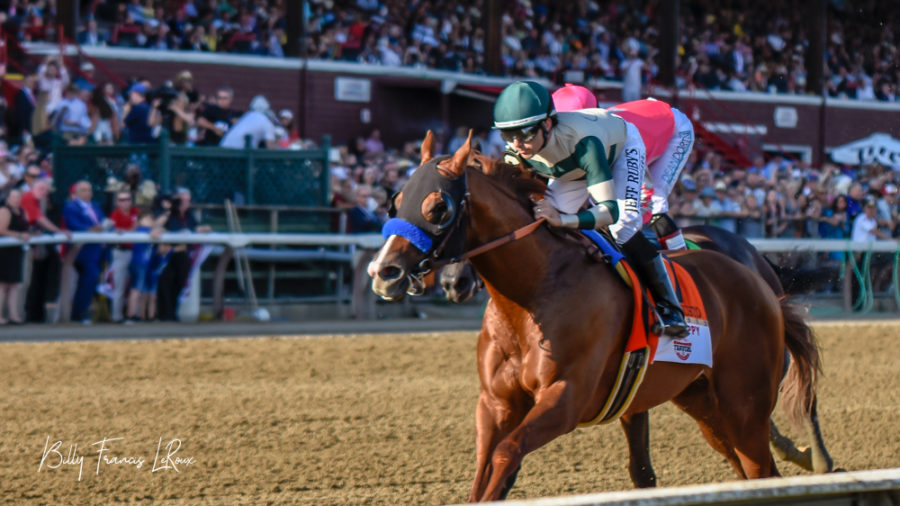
[0,1,896,323]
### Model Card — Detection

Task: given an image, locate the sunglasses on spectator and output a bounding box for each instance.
[117,196,132,202]
[25,172,39,178]
[500,124,541,144]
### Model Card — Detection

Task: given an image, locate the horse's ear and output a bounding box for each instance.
[420,130,436,164]
[440,129,473,178]
[473,153,496,175]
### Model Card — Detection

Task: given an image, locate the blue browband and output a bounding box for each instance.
[382,218,434,253]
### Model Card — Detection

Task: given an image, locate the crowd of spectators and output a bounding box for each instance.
[313,0,898,100]
[0,54,301,151]
[668,149,900,243]
[0,2,897,324]
[0,52,306,325]
[0,166,215,325]
[4,1,895,101]
[326,123,900,247]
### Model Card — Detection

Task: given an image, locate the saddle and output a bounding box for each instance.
[552,227,630,286]
[554,228,710,426]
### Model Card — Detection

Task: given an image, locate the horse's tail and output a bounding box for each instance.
[779,299,821,428]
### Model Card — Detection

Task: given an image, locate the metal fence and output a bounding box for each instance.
[4,232,900,320]
[51,133,331,207]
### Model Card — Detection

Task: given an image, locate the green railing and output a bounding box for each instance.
[52,132,331,207]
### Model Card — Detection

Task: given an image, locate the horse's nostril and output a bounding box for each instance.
[458,278,472,292]
[379,265,404,282]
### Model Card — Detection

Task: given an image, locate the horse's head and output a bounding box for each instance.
[440,260,482,303]
[368,130,474,301]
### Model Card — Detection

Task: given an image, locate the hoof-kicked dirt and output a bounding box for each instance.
[2,322,898,504]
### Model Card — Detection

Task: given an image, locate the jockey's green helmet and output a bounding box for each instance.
[493,81,555,131]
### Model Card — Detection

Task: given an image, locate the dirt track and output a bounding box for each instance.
[2,322,898,505]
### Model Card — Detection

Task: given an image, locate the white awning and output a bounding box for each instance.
[829,133,900,167]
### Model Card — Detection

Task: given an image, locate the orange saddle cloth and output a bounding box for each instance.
[621,256,709,363]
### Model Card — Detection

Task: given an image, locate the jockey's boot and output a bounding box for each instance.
[642,254,690,338]
[622,233,689,338]
[650,213,687,251]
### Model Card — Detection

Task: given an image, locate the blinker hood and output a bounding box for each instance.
[381,162,467,254]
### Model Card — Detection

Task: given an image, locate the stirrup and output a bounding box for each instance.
[653,305,689,338]
[652,320,689,338]
[662,321,690,339]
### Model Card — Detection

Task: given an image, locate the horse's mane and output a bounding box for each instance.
[469,152,547,205]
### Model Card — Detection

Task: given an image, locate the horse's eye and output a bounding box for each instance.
[421,192,455,228]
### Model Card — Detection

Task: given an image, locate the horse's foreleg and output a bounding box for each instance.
[620,412,657,488]
[469,394,492,502]
[469,392,523,502]
[478,381,580,502]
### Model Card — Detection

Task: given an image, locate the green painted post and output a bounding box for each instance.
[321,135,331,206]
[159,129,171,192]
[245,134,254,205]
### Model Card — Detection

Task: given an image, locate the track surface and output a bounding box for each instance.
[2,321,898,504]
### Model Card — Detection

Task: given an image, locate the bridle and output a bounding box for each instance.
[402,187,546,296]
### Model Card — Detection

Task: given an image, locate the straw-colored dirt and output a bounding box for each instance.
[2,322,898,505]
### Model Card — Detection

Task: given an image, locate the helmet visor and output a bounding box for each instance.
[499,123,540,144]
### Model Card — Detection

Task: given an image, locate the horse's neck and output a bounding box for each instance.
[465,176,567,304]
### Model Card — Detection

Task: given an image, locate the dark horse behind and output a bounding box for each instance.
[369,132,824,502]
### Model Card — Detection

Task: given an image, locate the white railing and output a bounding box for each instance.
[748,238,900,253]
[0,231,384,248]
[4,233,898,319]
[3,232,900,253]
[471,468,900,506]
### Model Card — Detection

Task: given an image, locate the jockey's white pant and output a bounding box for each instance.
[646,108,694,216]
[544,121,646,245]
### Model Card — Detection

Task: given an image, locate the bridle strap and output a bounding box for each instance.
[430,197,468,260]
[432,217,546,270]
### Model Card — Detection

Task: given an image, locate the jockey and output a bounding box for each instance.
[494,80,688,338]
[551,84,693,251]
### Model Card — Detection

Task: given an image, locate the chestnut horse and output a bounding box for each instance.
[437,225,833,482]
[369,132,820,502]
[437,225,781,305]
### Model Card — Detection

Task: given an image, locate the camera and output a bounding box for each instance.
[152,192,180,214]
[148,84,179,110]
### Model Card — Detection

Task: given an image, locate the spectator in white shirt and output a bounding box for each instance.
[620,48,645,102]
[219,95,277,149]
[37,57,69,114]
[851,197,889,242]
[55,84,93,145]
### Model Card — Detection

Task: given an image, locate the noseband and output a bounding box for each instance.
[405,195,546,296]
[404,194,470,295]
[383,160,545,296]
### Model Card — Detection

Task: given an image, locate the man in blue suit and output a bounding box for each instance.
[62,181,107,323]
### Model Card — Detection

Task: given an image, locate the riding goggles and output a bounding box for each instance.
[500,124,541,144]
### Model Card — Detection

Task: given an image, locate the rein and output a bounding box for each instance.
[435,217,546,269]
[401,161,548,295]
[404,199,546,295]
